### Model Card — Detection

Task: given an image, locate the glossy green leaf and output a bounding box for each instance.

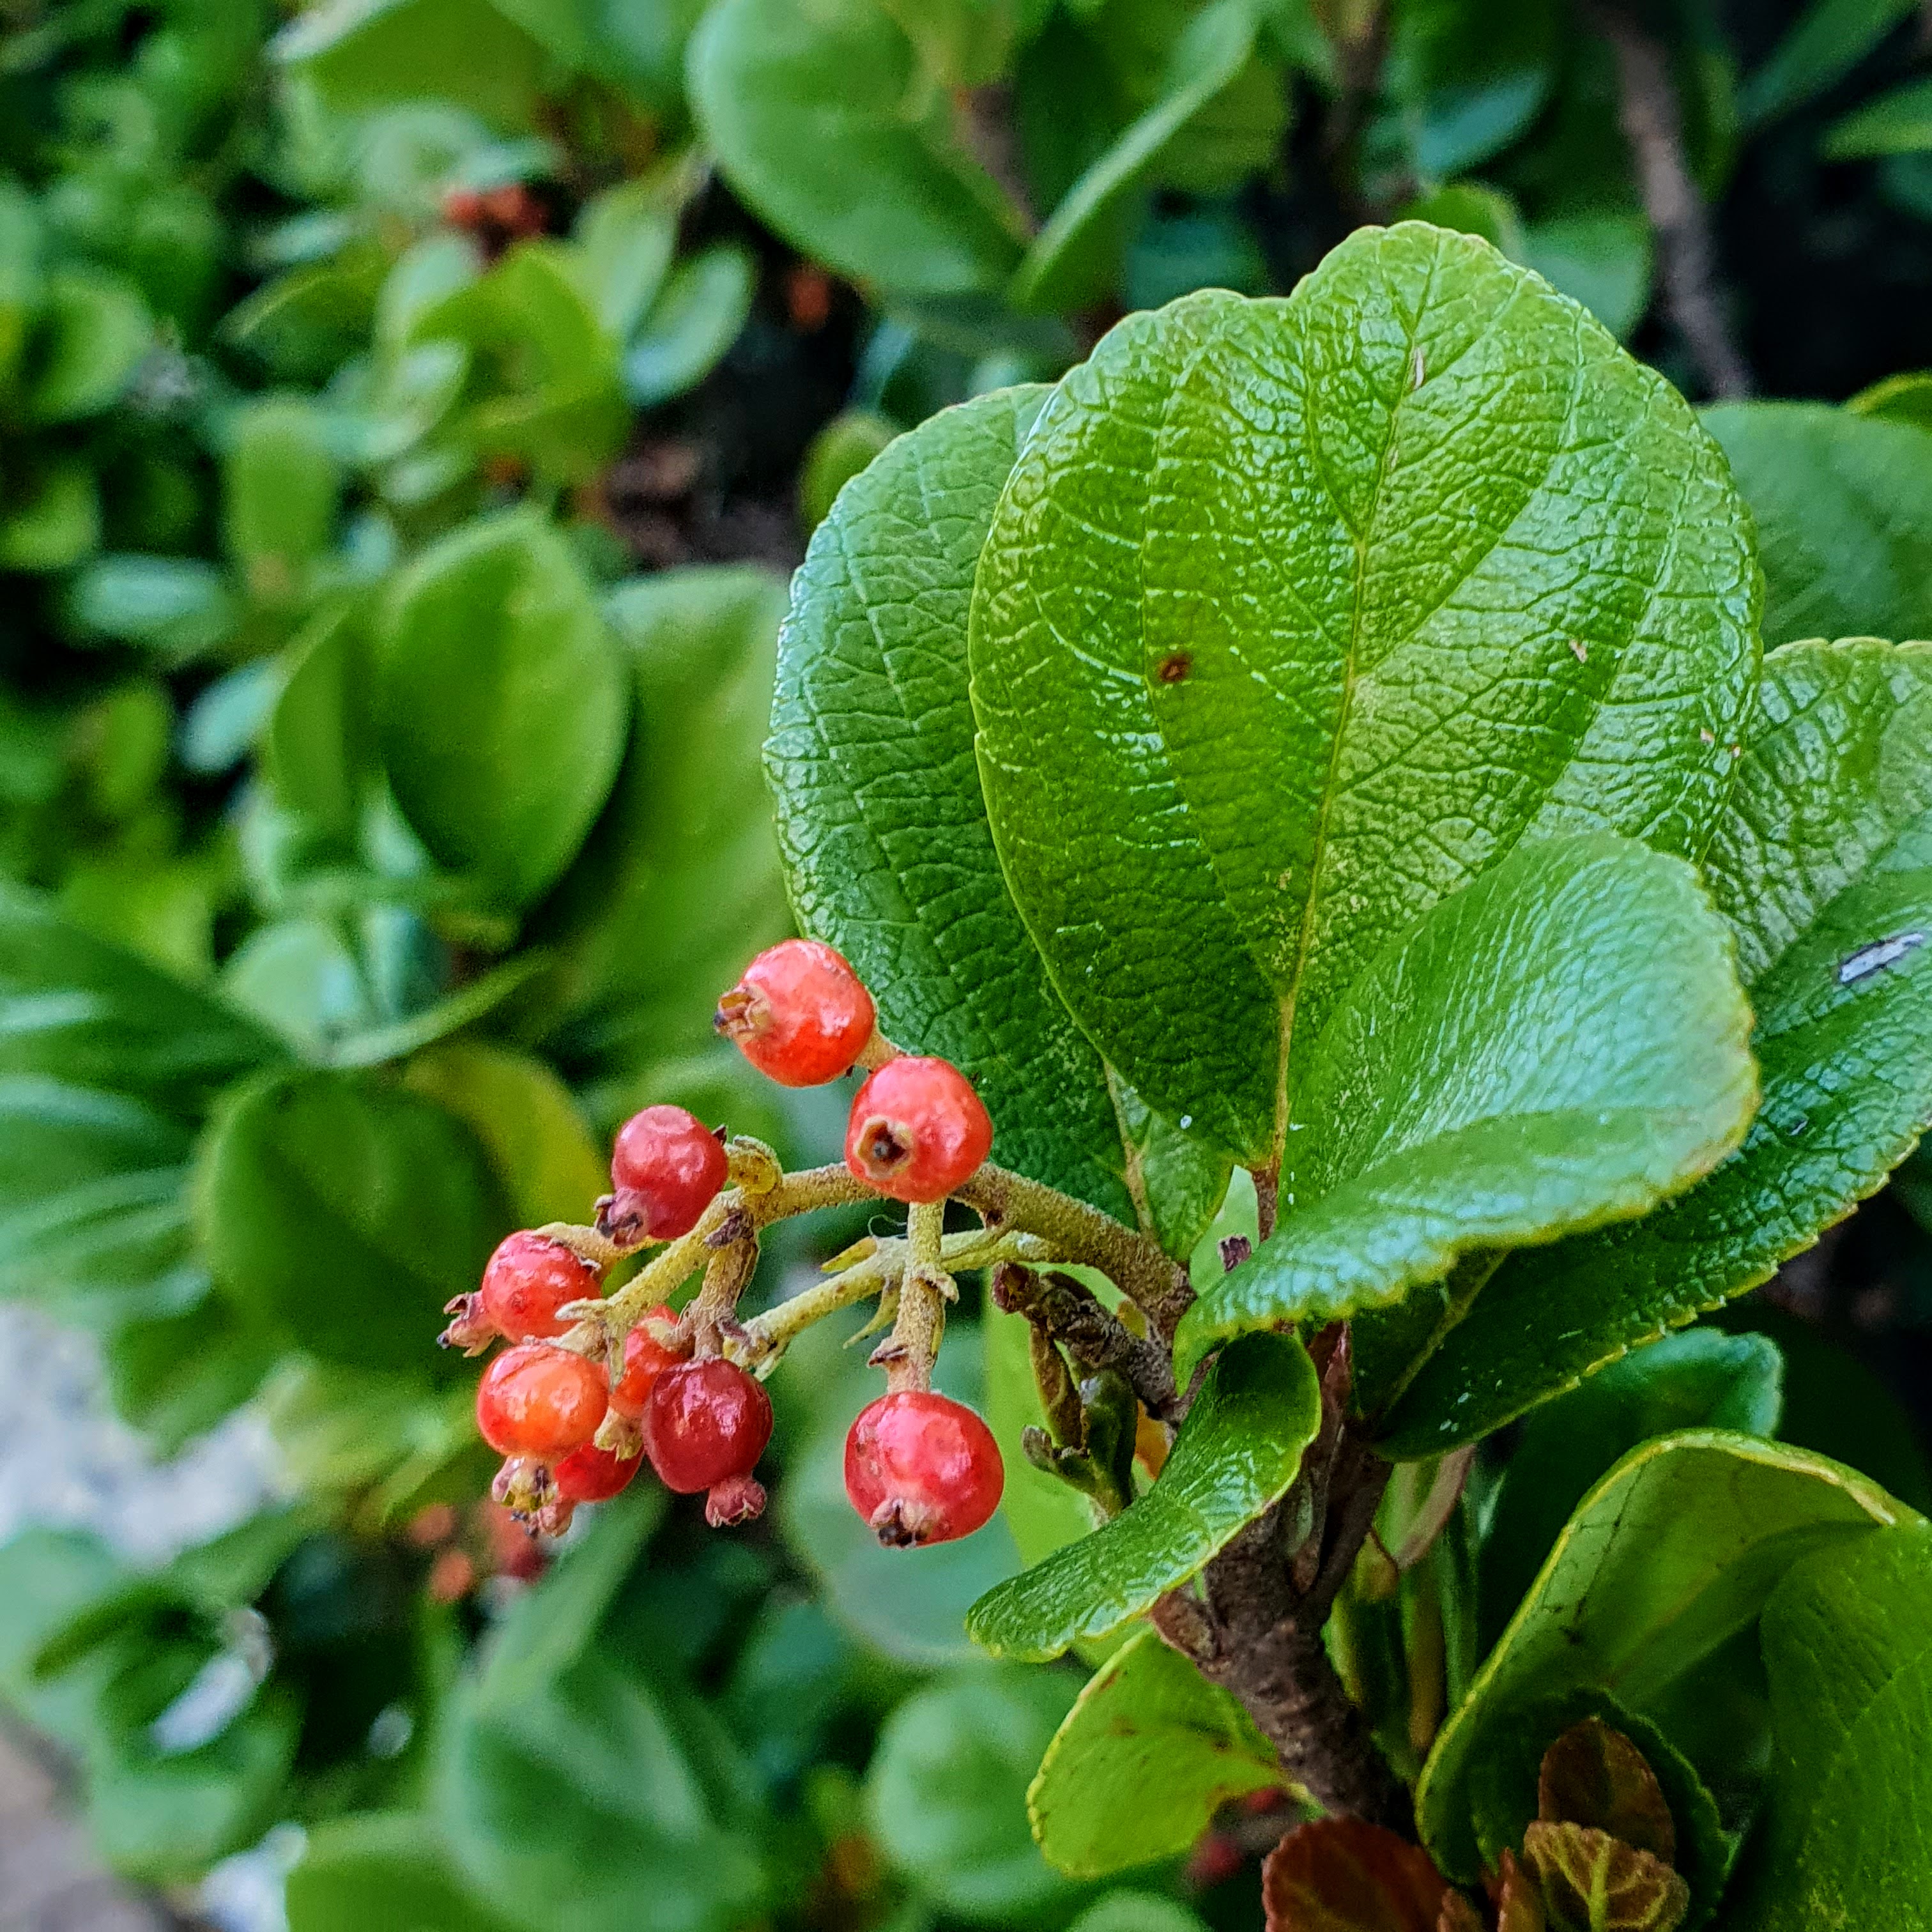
[1740,0,1917,126]
[797,408,898,529]
[0,884,282,1117]
[1416,1430,1909,1886]
[1386,0,1558,178]
[1068,1897,1210,1932]
[1480,1330,1782,1648]
[223,394,341,597]
[967,1332,1320,1662]
[265,607,372,843]
[438,1489,766,1932]
[532,564,790,1082]
[65,555,236,659]
[1012,0,1259,313]
[0,459,100,571]
[688,0,1029,298]
[571,176,678,341]
[402,1039,606,1228]
[0,1077,202,1324]
[424,242,628,482]
[623,243,755,407]
[1703,402,1932,645]
[27,268,151,422]
[289,1813,530,1932]
[1028,1627,1279,1877]
[866,1665,1082,1922]
[1823,74,1932,158]
[195,1067,510,1371]
[104,1295,280,1455]
[273,0,551,133]
[1847,369,1932,429]
[1387,641,1932,1452]
[772,387,1142,1220]
[971,226,1758,1165]
[377,509,627,908]
[1725,1522,1932,1929]
[1176,834,1756,1389]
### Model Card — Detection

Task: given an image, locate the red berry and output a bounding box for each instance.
[645,1358,772,1494]
[479,1232,602,1341]
[608,1305,685,1419]
[604,1105,728,1242]
[716,939,875,1087]
[475,1344,608,1458]
[844,1057,992,1202]
[844,1392,1004,1547]
[441,187,485,227]
[553,1440,643,1505]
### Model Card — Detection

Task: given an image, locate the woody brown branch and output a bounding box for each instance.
[991,1262,1181,1421]
[1151,1328,1409,1831]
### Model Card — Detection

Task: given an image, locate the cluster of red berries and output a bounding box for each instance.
[445,940,1006,1549]
[716,939,994,1205]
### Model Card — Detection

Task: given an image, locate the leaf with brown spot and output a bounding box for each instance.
[1521,1822,1690,1932]
[1537,1718,1675,1863]
[1262,1819,1450,1932]
[1496,1850,1548,1932]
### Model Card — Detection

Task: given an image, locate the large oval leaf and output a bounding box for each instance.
[0,884,282,1118]
[1173,834,1756,1394]
[1725,1521,1932,1929]
[1386,640,1932,1452]
[1027,1627,1279,1878]
[377,510,627,910]
[770,386,1138,1217]
[970,223,1759,1165]
[966,1331,1320,1662]
[687,0,1027,298]
[529,564,791,1089]
[1416,1430,1909,1887]
[1704,401,1932,647]
[195,1068,510,1371]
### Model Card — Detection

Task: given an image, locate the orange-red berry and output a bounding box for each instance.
[645,1358,772,1494]
[475,1344,608,1458]
[844,1056,992,1202]
[609,1305,685,1419]
[603,1105,728,1242]
[553,1440,643,1505]
[844,1391,1004,1547]
[716,939,875,1087]
[482,1232,601,1339]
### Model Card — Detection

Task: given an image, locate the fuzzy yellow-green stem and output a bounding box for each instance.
[955,1162,1191,1339]
[875,1199,951,1393]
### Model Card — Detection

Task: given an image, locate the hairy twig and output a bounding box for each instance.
[958,1162,1193,1339]
[1591,3,1752,399]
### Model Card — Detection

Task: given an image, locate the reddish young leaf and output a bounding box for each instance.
[1521,1821,1690,1932]
[1262,1819,1450,1932]
[1537,1717,1676,1864]
[1496,1850,1549,1932]
[1437,1890,1487,1932]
